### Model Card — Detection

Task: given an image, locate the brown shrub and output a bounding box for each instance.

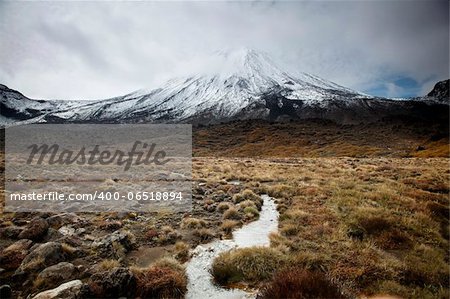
[233,189,261,206]
[426,202,449,221]
[260,267,345,299]
[88,267,136,298]
[181,218,207,229]
[403,179,449,194]
[99,220,123,231]
[145,229,159,240]
[174,241,190,262]
[400,245,449,287]
[359,216,392,235]
[280,224,299,236]
[152,257,185,273]
[194,228,214,242]
[221,220,239,235]
[157,226,180,244]
[97,259,121,271]
[404,189,447,203]
[211,247,286,285]
[375,229,413,250]
[134,266,187,299]
[223,207,241,220]
[243,206,259,218]
[217,202,232,212]
[238,200,257,210]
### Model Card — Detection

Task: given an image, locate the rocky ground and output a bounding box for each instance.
[0,154,449,298]
[0,155,266,298]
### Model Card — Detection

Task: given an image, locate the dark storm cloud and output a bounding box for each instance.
[0,1,448,99]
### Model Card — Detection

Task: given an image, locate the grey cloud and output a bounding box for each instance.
[39,20,109,71]
[0,1,448,100]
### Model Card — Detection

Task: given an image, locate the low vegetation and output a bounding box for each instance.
[222,207,241,220]
[260,267,345,299]
[132,260,187,299]
[220,220,239,235]
[180,217,207,229]
[174,241,190,262]
[197,157,449,298]
[0,143,448,298]
[193,119,449,158]
[211,247,286,285]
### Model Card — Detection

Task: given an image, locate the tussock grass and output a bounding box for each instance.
[193,157,449,298]
[260,267,345,299]
[211,247,286,284]
[133,263,187,299]
[223,207,241,220]
[157,225,180,244]
[238,200,257,210]
[232,189,260,205]
[193,119,449,158]
[181,217,207,229]
[243,206,259,218]
[193,228,214,242]
[152,257,185,273]
[221,220,239,235]
[217,202,232,212]
[97,259,121,271]
[174,241,190,261]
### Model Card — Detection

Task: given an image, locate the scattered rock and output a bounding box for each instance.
[45,227,64,241]
[11,216,28,226]
[88,267,136,298]
[212,192,230,202]
[0,239,33,270]
[204,205,215,212]
[47,214,83,229]
[16,242,66,274]
[0,226,23,239]
[195,185,207,195]
[0,284,12,299]
[18,217,49,241]
[99,220,123,231]
[83,234,96,241]
[31,280,83,299]
[58,226,76,236]
[92,230,136,259]
[35,262,79,290]
[416,145,425,151]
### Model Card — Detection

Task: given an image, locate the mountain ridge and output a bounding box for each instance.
[0,49,448,126]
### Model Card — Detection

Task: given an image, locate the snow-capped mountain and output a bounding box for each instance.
[1,49,448,126]
[0,84,92,125]
[426,79,449,104]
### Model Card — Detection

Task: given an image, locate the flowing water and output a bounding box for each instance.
[185,195,279,299]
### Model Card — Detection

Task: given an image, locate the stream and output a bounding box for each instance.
[185,194,279,299]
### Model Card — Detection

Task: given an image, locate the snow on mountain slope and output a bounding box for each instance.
[0,84,100,125]
[45,48,369,123]
[125,49,365,113]
[3,48,445,126]
[0,84,79,121]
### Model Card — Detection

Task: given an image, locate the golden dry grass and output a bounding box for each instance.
[193,120,449,158]
[0,122,448,298]
[193,157,449,298]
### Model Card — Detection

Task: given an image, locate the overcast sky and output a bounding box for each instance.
[0,1,448,100]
